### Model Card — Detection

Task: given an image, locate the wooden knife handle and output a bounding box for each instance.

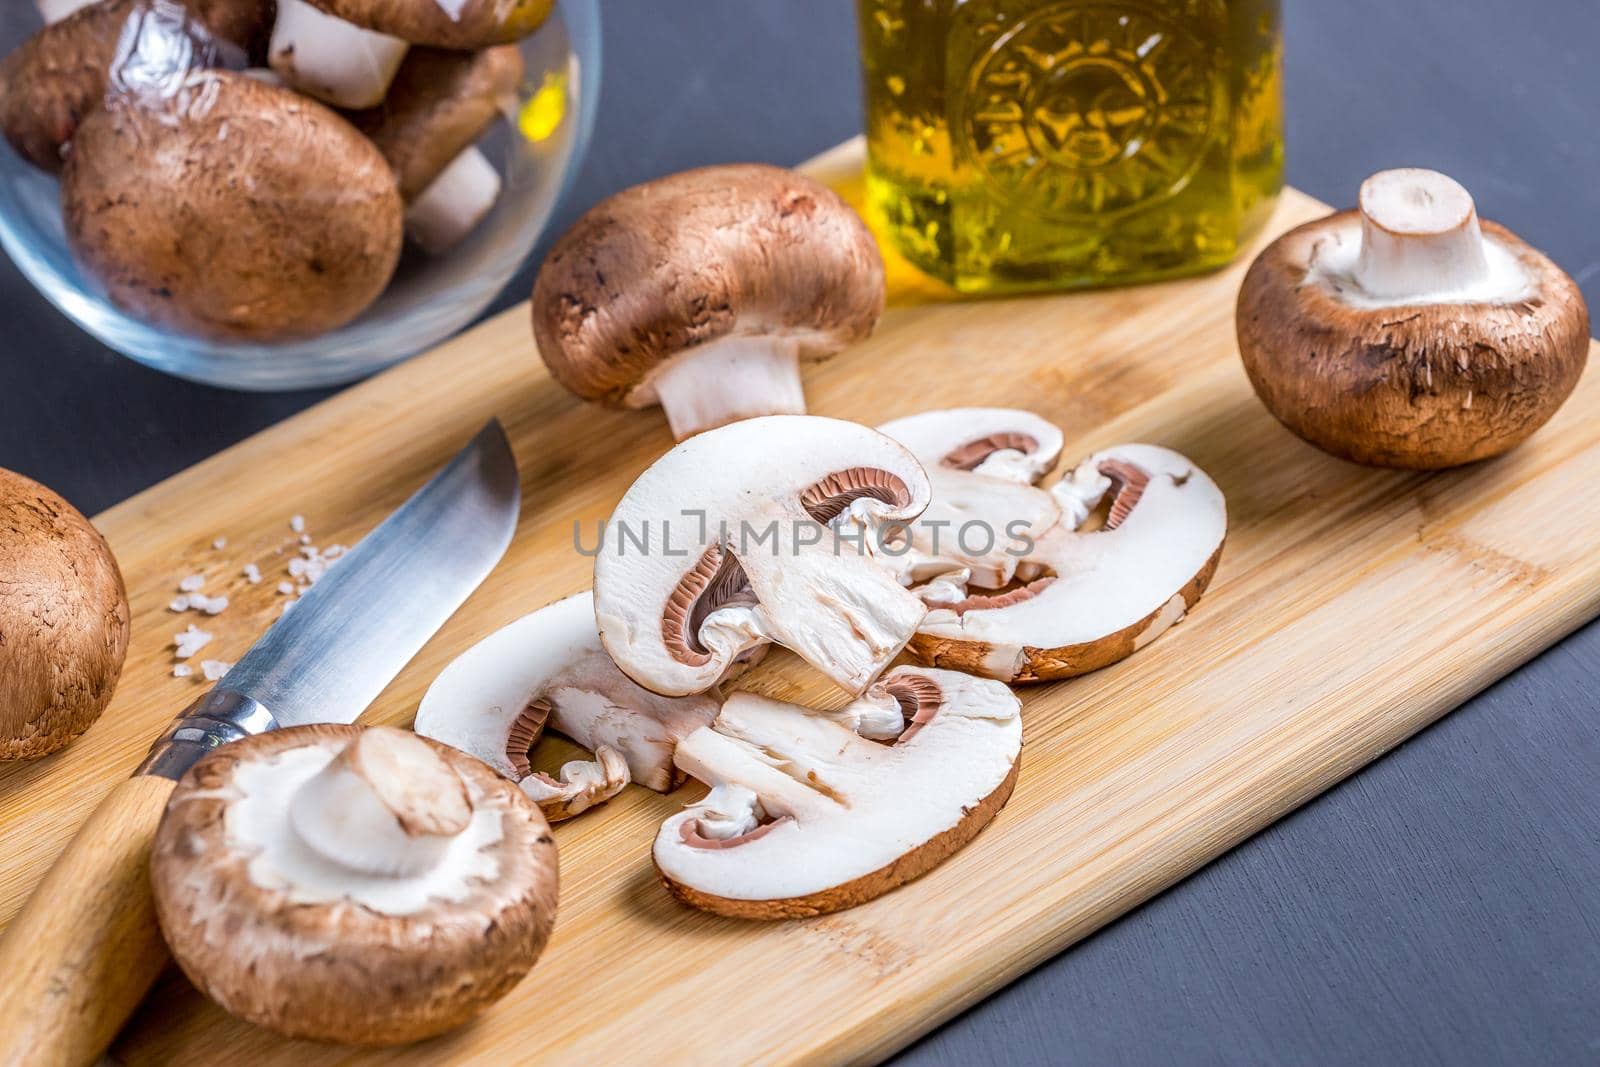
[0,774,177,1067]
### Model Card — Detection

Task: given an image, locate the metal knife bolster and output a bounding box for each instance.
[135,690,279,781]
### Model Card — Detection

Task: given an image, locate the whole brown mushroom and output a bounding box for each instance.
[1237,168,1590,469]
[533,164,887,440]
[0,0,275,172]
[151,724,559,1046]
[62,70,403,341]
[0,469,129,761]
[306,0,552,49]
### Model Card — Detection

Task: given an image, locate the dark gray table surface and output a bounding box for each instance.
[2,2,1597,1064]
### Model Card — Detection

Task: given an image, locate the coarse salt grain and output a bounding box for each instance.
[201,660,232,682]
[243,563,262,584]
[174,625,212,659]
[179,574,204,592]
[277,581,294,595]
[290,515,305,533]
[323,544,347,559]
[173,664,194,678]
[201,595,229,616]
[288,558,308,578]
[168,596,190,612]
[212,537,227,550]
[299,534,312,546]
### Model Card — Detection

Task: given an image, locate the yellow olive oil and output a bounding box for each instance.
[857,0,1283,293]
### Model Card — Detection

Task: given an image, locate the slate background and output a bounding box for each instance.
[1,2,1596,1064]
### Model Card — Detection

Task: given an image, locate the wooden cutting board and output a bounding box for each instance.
[4,138,1599,1065]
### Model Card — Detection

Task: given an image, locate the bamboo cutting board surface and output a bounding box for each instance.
[4,138,1600,1065]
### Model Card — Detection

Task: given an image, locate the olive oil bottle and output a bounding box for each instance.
[857,0,1283,293]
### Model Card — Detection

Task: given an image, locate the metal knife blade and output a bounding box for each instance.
[230,419,520,726]
[139,420,519,779]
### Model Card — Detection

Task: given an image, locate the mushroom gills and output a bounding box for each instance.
[655,667,1022,918]
[268,0,407,109]
[405,145,502,254]
[415,591,720,821]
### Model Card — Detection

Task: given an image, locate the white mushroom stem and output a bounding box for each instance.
[288,728,473,879]
[268,0,408,110]
[406,146,503,255]
[1355,169,1492,300]
[519,745,630,821]
[650,337,806,440]
[816,690,906,741]
[685,784,766,841]
[35,0,94,23]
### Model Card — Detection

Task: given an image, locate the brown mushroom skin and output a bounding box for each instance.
[0,0,276,172]
[1237,212,1591,469]
[533,164,886,408]
[62,71,403,341]
[0,469,129,761]
[348,45,523,201]
[151,724,559,1047]
[658,758,1019,921]
[305,0,552,48]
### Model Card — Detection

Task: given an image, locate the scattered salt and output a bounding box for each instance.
[200,595,229,616]
[323,544,346,559]
[299,534,312,546]
[277,581,294,595]
[290,515,305,533]
[200,660,232,682]
[168,596,190,612]
[212,537,227,550]
[174,625,212,659]
[178,574,204,592]
[288,557,308,578]
[243,563,262,584]
[172,664,194,678]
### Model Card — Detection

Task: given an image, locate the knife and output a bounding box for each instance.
[0,420,520,1067]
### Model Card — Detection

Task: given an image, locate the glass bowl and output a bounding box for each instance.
[0,0,600,391]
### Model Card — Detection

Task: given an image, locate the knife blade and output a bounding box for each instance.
[0,420,521,1067]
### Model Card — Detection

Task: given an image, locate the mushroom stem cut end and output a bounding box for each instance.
[651,336,806,440]
[1355,168,1491,300]
[288,726,473,879]
[268,0,408,109]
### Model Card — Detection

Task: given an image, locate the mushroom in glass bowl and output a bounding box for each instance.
[0,0,600,390]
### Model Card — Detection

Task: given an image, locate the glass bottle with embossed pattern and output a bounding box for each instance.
[857,0,1282,293]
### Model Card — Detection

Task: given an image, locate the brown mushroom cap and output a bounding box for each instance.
[0,468,129,761]
[531,163,886,408]
[62,70,403,341]
[0,0,275,172]
[349,44,523,201]
[151,724,559,1047]
[1237,211,1590,469]
[304,0,552,48]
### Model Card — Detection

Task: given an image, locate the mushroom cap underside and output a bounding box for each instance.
[151,724,557,1046]
[532,163,885,406]
[1237,212,1590,468]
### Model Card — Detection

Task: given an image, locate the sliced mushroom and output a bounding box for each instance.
[62,69,403,341]
[151,725,558,1046]
[878,411,1227,683]
[415,591,722,822]
[0,468,129,760]
[875,407,1067,591]
[654,667,1021,919]
[0,0,272,172]
[1238,168,1590,469]
[532,164,886,440]
[594,415,932,697]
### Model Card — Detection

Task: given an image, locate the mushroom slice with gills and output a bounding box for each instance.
[268,0,407,109]
[654,667,1022,919]
[415,591,722,820]
[1237,168,1590,469]
[909,443,1227,684]
[875,408,1067,592]
[532,164,887,440]
[150,725,559,1046]
[594,415,933,697]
